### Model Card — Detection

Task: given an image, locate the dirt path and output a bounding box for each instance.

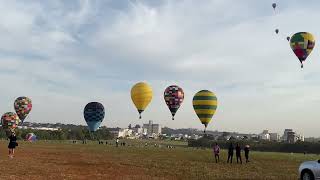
[0,142,155,180]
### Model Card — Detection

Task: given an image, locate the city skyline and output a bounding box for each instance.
[1,1,320,136]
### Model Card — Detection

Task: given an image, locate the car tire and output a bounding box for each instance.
[301,170,315,180]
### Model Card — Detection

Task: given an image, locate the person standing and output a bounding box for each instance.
[116,138,119,147]
[8,131,17,158]
[227,143,234,163]
[244,145,250,163]
[236,143,242,164]
[213,143,220,163]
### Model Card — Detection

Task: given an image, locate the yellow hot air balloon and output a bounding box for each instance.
[131,82,153,119]
[193,90,218,133]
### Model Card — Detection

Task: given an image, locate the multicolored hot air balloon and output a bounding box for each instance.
[193,90,218,133]
[14,96,32,124]
[164,85,184,120]
[290,32,315,68]
[25,133,37,142]
[131,82,153,119]
[1,112,20,132]
[83,102,105,132]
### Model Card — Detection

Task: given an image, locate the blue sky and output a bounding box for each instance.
[1,0,320,136]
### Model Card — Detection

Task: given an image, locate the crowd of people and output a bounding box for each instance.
[213,143,250,164]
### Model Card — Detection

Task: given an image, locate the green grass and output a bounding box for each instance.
[0,140,317,179]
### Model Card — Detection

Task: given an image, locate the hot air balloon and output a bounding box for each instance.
[1,112,20,136]
[131,82,153,119]
[14,96,32,124]
[83,102,105,132]
[272,3,276,10]
[164,85,184,120]
[25,133,37,142]
[275,29,279,34]
[193,90,218,133]
[289,32,315,68]
[287,36,290,41]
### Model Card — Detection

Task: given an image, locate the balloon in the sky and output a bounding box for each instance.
[272,3,277,9]
[275,29,279,34]
[193,90,218,133]
[1,112,20,131]
[14,96,32,124]
[83,102,105,132]
[131,82,153,119]
[289,32,315,68]
[164,85,184,120]
[287,36,290,41]
[25,133,37,142]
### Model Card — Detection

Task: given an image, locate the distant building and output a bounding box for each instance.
[297,134,305,142]
[282,129,293,142]
[282,129,304,143]
[142,120,161,137]
[260,133,270,141]
[117,128,133,138]
[190,134,200,140]
[18,126,60,131]
[287,131,296,143]
[259,130,270,141]
[269,133,280,141]
[132,127,144,134]
[304,137,319,143]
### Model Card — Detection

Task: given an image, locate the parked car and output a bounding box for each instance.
[299,160,320,180]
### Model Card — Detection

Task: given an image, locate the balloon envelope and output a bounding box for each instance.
[25,133,37,142]
[1,112,19,131]
[290,32,315,66]
[14,96,32,123]
[272,3,276,9]
[131,82,153,119]
[193,90,218,130]
[83,102,105,132]
[164,85,184,120]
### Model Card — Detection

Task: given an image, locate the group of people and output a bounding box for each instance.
[115,138,127,147]
[213,143,250,164]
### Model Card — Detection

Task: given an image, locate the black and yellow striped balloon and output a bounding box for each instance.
[193,90,218,133]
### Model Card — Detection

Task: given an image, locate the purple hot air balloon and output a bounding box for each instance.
[164,85,184,120]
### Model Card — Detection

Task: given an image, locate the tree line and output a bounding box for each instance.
[188,136,320,154]
[0,126,114,140]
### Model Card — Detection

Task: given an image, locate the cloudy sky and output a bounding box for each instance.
[1,0,320,136]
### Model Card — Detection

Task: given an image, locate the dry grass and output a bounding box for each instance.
[0,140,317,180]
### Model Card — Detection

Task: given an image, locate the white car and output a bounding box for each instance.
[299,160,320,180]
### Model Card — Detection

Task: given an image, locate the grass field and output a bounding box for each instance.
[0,140,317,179]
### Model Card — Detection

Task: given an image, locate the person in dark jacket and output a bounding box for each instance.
[236,143,242,164]
[8,131,17,158]
[227,143,234,163]
[244,145,250,163]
